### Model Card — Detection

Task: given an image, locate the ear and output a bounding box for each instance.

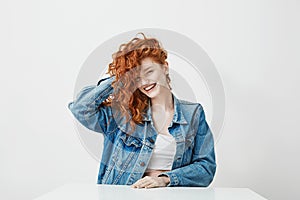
[163,61,169,74]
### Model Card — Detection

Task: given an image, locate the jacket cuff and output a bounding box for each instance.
[158,172,180,186]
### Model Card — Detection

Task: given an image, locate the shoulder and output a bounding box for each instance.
[177,98,204,113]
[176,97,206,126]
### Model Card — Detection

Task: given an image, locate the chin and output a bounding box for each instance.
[143,91,158,99]
[146,93,159,99]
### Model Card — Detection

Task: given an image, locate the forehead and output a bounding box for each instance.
[140,57,160,70]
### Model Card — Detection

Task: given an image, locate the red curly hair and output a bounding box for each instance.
[100,32,171,135]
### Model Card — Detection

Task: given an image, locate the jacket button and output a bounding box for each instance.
[149,138,154,143]
[140,162,145,167]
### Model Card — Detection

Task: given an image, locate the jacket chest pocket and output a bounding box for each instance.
[112,133,142,171]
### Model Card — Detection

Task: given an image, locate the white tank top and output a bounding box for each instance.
[145,133,177,172]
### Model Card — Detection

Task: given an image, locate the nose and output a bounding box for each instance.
[140,77,148,87]
[135,75,148,87]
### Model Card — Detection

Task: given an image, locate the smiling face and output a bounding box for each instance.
[136,57,169,98]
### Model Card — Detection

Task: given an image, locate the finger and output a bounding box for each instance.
[135,179,153,188]
[138,179,155,188]
[131,177,151,188]
[139,181,154,188]
[145,182,158,189]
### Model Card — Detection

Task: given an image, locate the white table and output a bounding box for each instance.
[34,183,267,200]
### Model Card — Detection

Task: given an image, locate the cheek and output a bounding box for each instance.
[149,73,161,82]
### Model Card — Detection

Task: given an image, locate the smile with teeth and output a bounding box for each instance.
[144,83,156,92]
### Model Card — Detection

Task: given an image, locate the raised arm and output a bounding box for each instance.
[158,105,217,187]
[68,75,116,135]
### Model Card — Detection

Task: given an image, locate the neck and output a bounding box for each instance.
[150,88,174,112]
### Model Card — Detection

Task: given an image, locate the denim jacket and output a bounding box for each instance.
[68,76,216,187]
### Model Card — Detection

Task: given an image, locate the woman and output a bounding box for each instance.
[68,32,216,189]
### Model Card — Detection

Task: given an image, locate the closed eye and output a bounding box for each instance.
[147,70,153,74]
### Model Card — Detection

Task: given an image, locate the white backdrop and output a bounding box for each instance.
[1,1,299,200]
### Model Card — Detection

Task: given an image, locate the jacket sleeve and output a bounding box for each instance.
[158,105,217,187]
[67,76,116,135]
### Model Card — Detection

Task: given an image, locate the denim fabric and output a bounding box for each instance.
[68,76,216,187]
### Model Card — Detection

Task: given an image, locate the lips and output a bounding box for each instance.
[143,83,156,91]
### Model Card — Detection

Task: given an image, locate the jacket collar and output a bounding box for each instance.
[142,92,188,126]
[117,92,188,138]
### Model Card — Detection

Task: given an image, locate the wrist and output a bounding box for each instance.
[158,175,170,186]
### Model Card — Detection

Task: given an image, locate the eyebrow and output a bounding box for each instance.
[143,66,153,71]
